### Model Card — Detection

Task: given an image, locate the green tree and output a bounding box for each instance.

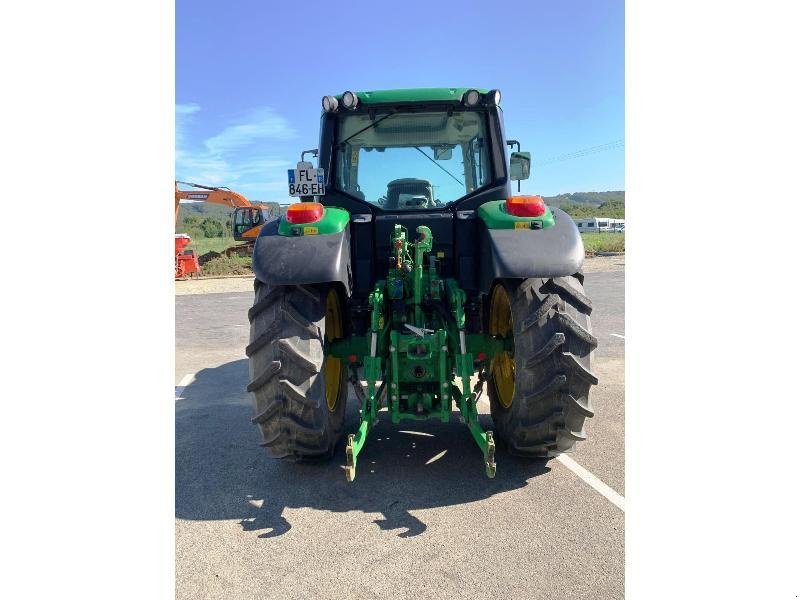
[200,217,225,238]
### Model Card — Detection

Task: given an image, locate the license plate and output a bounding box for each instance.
[288,163,325,197]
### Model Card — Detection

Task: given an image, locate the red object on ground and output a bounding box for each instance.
[175,234,201,279]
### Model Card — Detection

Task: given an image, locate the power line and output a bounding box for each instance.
[536,139,624,167]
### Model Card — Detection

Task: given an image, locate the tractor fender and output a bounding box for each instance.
[252,218,352,295]
[478,206,584,293]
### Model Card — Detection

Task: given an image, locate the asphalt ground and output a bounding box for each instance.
[175,267,625,599]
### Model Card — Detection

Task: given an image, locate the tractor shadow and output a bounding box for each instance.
[176,359,551,539]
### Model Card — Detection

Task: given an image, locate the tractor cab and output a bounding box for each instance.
[307,88,531,295]
[327,98,497,212]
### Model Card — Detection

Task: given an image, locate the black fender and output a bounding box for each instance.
[252,218,352,296]
[479,207,584,293]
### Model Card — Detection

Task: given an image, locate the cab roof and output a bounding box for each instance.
[335,87,490,105]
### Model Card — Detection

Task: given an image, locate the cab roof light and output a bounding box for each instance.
[506,195,546,217]
[322,95,338,112]
[286,202,324,224]
[463,89,481,107]
[486,89,501,106]
[341,90,359,110]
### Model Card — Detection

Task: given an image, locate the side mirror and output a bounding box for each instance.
[433,145,454,160]
[509,151,531,181]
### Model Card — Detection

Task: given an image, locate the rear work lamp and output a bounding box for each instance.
[463,89,481,106]
[342,90,359,109]
[322,95,338,112]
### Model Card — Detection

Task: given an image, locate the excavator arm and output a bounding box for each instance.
[175,180,274,241]
[175,180,256,209]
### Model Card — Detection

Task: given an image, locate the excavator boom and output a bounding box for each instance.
[175,180,256,209]
[175,180,273,241]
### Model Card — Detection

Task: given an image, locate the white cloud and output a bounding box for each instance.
[175,103,201,148]
[204,108,296,155]
[176,103,200,115]
[175,104,295,196]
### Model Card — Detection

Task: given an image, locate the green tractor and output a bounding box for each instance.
[246,88,597,481]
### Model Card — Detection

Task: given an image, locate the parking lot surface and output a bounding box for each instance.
[176,262,625,599]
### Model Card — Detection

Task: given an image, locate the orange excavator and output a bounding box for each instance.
[174,181,276,279]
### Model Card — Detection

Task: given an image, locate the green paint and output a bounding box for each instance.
[277,206,350,236]
[477,199,556,230]
[335,87,490,106]
[341,224,498,481]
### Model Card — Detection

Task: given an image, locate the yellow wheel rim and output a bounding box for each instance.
[324,289,344,412]
[489,285,515,409]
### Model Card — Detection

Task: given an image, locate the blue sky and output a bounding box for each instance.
[176,0,624,201]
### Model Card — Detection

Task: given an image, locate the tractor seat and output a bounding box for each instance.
[384,178,434,209]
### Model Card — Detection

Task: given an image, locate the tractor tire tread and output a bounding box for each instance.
[488,273,597,457]
[247,282,346,460]
[277,339,319,374]
[519,294,560,333]
[245,322,279,358]
[525,332,566,369]
[246,360,281,393]
[547,276,593,314]
[560,352,599,385]
[247,286,282,322]
[557,312,598,348]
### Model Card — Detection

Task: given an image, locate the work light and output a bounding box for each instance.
[486,89,501,106]
[342,90,359,109]
[322,95,338,112]
[464,89,481,107]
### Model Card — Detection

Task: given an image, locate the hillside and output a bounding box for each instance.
[543,191,624,208]
[544,191,625,219]
[177,202,232,219]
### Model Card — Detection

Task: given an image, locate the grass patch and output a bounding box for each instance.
[185,236,238,255]
[581,232,625,254]
[199,254,253,276]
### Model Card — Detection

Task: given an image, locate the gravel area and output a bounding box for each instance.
[581,254,625,273]
[175,276,254,296]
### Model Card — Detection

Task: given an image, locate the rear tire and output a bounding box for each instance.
[486,274,597,456]
[246,282,347,460]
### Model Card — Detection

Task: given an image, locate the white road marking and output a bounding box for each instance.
[556,454,625,511]
[175,373,196,401]
[610,333,625,339]
[472,395,623,510]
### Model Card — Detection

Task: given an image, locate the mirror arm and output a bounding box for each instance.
[301,148,319,164]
